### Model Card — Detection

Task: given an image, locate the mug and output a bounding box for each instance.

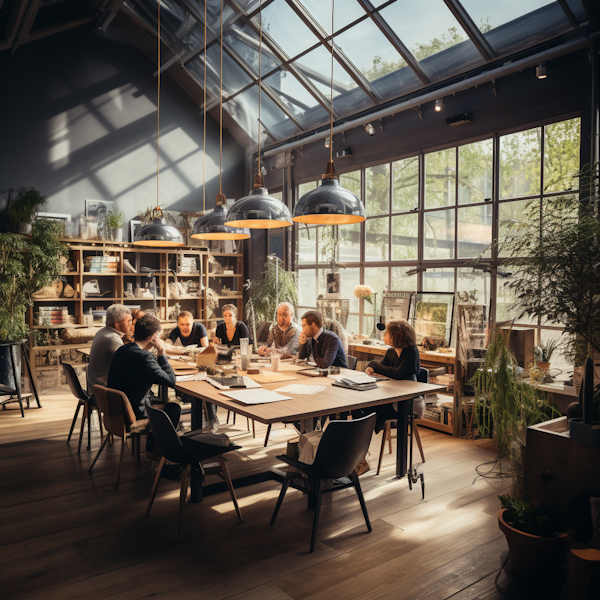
[271,353,280,372]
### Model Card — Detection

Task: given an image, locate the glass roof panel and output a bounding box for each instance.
[459,1,572,55]
[224,21,281,75]
[265,68,319,115]
[334,16,406,82]
[257,0,320,59]
[298,0,367,34]
[224,84,292,143]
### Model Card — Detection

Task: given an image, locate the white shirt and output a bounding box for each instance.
[312,327,324,342]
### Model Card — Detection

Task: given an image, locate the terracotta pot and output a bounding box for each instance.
[536,361,551,371]
[498,509,568,580]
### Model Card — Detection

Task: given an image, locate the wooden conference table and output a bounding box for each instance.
[176,362,444,502]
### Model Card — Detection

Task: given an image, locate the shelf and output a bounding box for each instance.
[209,273,241,278]
[33,343,92,351]
[32,298,79,302]
[34,365,63,371]
[122,297,167,301]
[217,295,242,300]
[83,273,120,276]
[83,297,119,301]
[32,324,102,329]
[214,253,242,257]
[415,419,453,434]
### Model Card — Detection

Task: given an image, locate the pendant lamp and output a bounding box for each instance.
[292,0,365,226]
[191,0,250,241]
[225,0,292,230]
[134,2,184,247]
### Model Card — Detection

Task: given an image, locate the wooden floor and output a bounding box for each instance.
[0,386,521,600]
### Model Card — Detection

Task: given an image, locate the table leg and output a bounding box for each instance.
[190,463,203,503]
[22,343,41,408]
[395,398,410,478]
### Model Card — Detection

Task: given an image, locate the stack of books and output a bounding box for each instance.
[177,256,199,275]
[84,256,119,273]
[331,373,378,391]
[37,306,69,326]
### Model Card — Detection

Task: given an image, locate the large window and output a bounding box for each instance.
[294,117,581,369]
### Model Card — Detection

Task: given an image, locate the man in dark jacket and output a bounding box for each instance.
[108,314,180,426]
[298,310,348,369]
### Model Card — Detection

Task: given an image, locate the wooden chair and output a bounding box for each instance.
[270,413,376,553]
[145,403,243,542]
[89,385,150,489]
[347,355,358,370]
[63,362,104,453]
[376,368,428,475]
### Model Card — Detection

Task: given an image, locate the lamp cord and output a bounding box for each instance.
[219,0,223,197]
[257,0,262,183]
[156,0,161,210]
[329,0,334,166]
[203,0,206,212]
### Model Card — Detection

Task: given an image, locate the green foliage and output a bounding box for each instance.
[499,166,600,362]
[534,339,561,363]
[5,187,46,231]
[0,219,68,341]
[320,226,337,265]
[472,333,559,497]
[245,258,298,325]
[107,211,124,229]
[499,494,558,537]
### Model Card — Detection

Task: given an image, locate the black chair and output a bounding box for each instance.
[377,367,428,475]
[270,413,376,553]
[347,355,358,370]
[63,362,104,453]
[145,403,243,542]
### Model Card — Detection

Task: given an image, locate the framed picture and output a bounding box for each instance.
[37,212,71,237]
[85,199,114,221]
[409,291,455,347]
[326,272,341,295]
[382,291,412,323]
[129,218,141,242]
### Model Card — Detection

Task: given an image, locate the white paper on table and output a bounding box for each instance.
[206,376,261,390]
[176,371,208,383]
[277,384,326,395]
[329,373,377,384]
[221,389,292,404]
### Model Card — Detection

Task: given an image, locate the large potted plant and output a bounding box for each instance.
[0,219,68,388]
[2,186,47,234]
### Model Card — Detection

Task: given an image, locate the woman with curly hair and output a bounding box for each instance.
[357,319,422,432]
[212,304,251,346]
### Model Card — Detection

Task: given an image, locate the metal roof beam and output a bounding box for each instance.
[357,0,432,84]
[556,0,581,28]
[11,0,43,55]
[286,0,381,104]
[442,0,497,61]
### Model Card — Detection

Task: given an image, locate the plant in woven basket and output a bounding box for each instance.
[0,219,68,341]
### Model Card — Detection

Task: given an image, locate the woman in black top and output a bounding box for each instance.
[357,319,421,432]
[213,304,251,346]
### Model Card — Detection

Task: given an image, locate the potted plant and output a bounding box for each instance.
[106,211,124,242]
[534,339,560,371]
[3,186,47,234]
[0,219,68,388]
[497,494,568,580]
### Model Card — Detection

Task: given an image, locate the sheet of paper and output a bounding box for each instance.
[176,372,208,383]
[277,384,326,395]
[221,389,291,404]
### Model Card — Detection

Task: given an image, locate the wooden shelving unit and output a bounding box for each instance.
[29,240,244,390]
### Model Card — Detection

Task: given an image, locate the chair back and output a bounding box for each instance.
[92,385,136,438]
[347,355,358,370]
[62,362,88,402]
[146,403,189,464]
[311,413,376,479]
[417,367,429,384]
[256,321,272,344]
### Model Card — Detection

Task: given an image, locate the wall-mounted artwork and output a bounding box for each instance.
[85,199,114,221]
[129,218,141,242]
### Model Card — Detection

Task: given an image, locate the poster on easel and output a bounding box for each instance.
[381,291,413,324]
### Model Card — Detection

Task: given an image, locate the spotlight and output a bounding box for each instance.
[536,63,547,79]
[325,136,330,148]
[365,123,375,136]
[435,98,444,112]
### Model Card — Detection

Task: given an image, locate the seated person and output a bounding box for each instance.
[357,319,421,432]
[107,314,180,428]
[212,304,251,347]
[88,305,132,390]
[122,308,145,344]
[298,310,348,369]
[258,302,301,356]
[166,311,209,353]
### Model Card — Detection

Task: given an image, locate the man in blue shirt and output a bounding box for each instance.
[298,310,348,369]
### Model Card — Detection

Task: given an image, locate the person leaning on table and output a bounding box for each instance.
[258,302,301,356]
[166,311,209,352]
[107,314,180,429]
[87,304,132,390]
[298,309,348,368]
[355,319,422,433]
[212,304,251,346]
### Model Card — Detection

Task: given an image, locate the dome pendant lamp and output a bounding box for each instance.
[292,0,365,226]
[134,2,184,247]
[225,0,292,230]
[191,0,250,241]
